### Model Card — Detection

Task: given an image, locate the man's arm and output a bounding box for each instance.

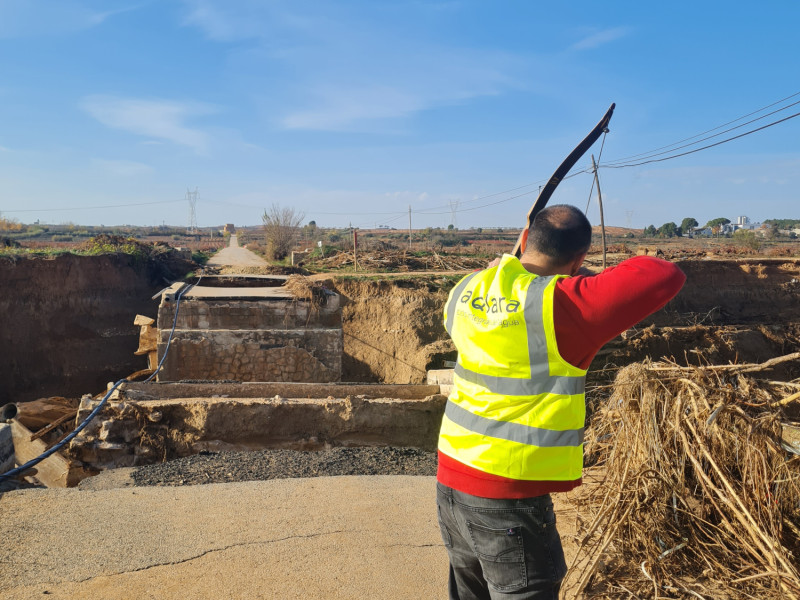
[554,256,686,370]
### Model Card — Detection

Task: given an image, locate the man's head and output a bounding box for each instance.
[522,204,591,273]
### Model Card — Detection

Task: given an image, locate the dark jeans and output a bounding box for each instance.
[436,483,567,600]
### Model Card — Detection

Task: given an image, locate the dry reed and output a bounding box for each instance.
[563,355,800,599]
[284,275,329,309]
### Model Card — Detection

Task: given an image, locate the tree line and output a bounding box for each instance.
[642,217,800,239]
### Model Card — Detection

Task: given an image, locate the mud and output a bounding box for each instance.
[0,253,193,404]
[3,256,800,404]
[333,277,457,383]
[332,259,800,385]
[656,259,800,326]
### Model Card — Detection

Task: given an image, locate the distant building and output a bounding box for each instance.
[223,224,236,234]
[694,216,761,237]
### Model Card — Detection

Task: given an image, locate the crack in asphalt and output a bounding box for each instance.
[73,530,349,583]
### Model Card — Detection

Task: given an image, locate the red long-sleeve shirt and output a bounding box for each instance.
[437,255,686,498]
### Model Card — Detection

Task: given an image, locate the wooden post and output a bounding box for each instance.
[591,154,607,269]
[352,228,358,271]
[408,206,412,251]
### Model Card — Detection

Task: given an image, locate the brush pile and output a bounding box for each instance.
[309,249,486,272]
[284,274,331,309]
[564,354,800,599]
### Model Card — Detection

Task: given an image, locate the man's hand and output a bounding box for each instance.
[487,256,502,268]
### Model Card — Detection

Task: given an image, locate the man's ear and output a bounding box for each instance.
[520,228,529,255]
[570,252,588,276]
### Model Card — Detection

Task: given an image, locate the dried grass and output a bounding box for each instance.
[284,274,329,310]
[309,249,487,271]
[563,355,800,599]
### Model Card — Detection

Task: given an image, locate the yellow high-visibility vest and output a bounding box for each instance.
[438,254,587,482]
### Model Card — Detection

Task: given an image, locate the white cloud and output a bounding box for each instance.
[91,159,154,176]
[280,44,519,131]
[180,1,523,132]
[179,0,282,42]
[0,0,137,38]
[571,27,631,51]
[81,95,215,153]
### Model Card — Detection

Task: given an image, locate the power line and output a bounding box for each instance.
[1,199,186,213]
[602,97,800,167]
[601,109,800,169]
[198,198,406,217]
[602,90,800,165]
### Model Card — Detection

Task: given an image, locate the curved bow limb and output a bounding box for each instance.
[512,103,616,257]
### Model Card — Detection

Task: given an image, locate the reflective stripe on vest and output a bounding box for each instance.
[438,254,587,482]
[444,399,584,447]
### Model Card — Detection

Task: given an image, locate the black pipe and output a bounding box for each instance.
[1,403,17,421]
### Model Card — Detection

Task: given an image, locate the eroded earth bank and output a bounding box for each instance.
[2,255,800,475]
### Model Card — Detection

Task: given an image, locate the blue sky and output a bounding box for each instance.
[1,0,798,229]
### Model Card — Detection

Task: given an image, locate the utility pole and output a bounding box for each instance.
[590,155,606,269]
[352,226,358,271]
[449,199,459,229]
[408,205,412,251]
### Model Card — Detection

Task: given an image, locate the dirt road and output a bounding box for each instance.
[206,234,268,268]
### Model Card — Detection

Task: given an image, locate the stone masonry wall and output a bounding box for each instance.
[158,297,341,330]
[157,329,342,382]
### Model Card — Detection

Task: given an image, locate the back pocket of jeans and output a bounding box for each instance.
[466,522,526,592]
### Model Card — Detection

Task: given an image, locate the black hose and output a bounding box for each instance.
[0,279,196,484]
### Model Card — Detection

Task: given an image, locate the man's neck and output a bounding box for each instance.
[519,252,573,277]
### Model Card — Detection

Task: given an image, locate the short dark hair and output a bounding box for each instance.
[526,204,591,264]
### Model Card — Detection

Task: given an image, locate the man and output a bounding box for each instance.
[436,204,685,599]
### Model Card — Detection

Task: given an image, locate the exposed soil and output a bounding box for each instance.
[4,254,800,404]
[130,446,436,486]
[333,277,458,383]
[0,252,194,404]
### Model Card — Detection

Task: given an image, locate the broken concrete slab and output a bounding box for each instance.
[10,420,94,487]
[68,382,446,472]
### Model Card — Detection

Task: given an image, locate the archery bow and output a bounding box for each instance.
[512,103,616,257]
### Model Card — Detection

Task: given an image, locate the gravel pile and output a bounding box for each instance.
[131,446,437,487]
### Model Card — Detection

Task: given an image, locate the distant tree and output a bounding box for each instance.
[304,220,318,239]
[705,217,730,229]
[658,222,679,238]
[0,215,24,232]
[642,224,657,237]
[768,222,780,239]
[475,227,483,234]
[680,217,698,235]
[447,224,455,231]
[764,219,800,229]
[262,204,305,260]
[733,229,761,251]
